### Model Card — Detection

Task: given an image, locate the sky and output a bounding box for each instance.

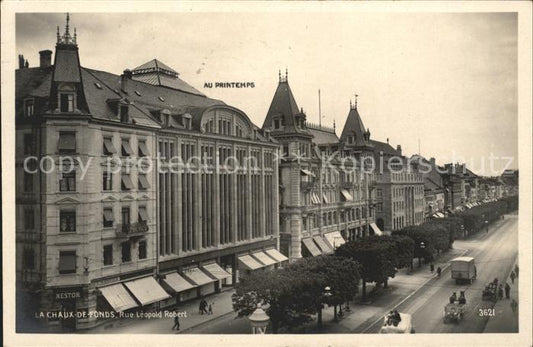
[15,11,518,176]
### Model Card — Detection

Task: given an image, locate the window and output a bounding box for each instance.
[138,140,149,157]
[58,132,76,153]
[377,189,383,199]
[103,208,114,228]
[59,169,76,192]
[138,174,150,190]
[24,209,35,229]
[23,249,35,270]
[121,207,130,226]
[24,134,33,155]
[103,137,117,155]
[121,241,131,262]
[138,206,148,225]
[138,241,147,259]
[60,93,74,112]
[60,210,76,232]
[24,172,33,192]
[24,98,35,117]
[103,245,113,266]
[377,203,383,212]
[121,139,133,157]
[121,175,133,190]
[120,105,129,123]
[103,170,112,191]
[59,251,76,274]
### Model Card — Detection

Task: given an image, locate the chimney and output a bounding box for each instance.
[396,144,402,155]
[39,50,52,68]
[430,157,436,166]
[18,54,25,69]
[121,69,132,93]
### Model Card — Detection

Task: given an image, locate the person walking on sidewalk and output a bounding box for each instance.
[510,271,516,284]
[505,283,511,299]
[199,299,208,315]
[208,302,214,315]
[172,314,180,331]
[430,263,434,273]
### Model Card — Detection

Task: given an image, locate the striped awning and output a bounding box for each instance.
[238,255,265,271]
[302,238,322,257]
[183,267,216,286]
[251,251,277,266]
[202,262,231,280]
[265,248,289,262]
[313,236,332,254]
[370,223,383,236]
[324,231,345,249]
[99,283,138,312]
[124,276,171,306]
[162,272,196,293]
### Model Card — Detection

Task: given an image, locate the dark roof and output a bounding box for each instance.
[131,59,204,96]
[53,47,81,82]
[262,80,312,136]
[370,140,400,156]
[340,106,368,146]
[16,67,54,99]
[425,176,444,191]
[308,127,339,145]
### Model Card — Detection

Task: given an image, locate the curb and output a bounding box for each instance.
[177,310,236,334]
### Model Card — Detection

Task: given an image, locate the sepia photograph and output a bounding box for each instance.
[2,2,532,346]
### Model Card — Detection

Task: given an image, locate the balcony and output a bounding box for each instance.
[116,222,148,239]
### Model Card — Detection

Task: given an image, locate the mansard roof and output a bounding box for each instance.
[340,105,370,147]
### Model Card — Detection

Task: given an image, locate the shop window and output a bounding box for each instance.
[60,210,76,232]
[103,245,113,266]
[138,241,147,260]
[59,251,77,274]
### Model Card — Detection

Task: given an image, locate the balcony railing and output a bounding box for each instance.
[116,222,148,238]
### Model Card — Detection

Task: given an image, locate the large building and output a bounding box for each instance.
[261,73,377,260]
[16,17,282,332]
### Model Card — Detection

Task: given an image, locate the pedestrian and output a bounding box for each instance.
[437,267,442,277]
[172,313,180,331]
[430,263,434,273]
[199,298,208,315]
[510,271,516,284]
[449,292,457,304]
[208,302,214,315]
[498,284,504,300]
[505,283,510,299]
[511,299,518,313]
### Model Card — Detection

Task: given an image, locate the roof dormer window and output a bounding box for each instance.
[273,117,283,130]
[24,98,35,117]
[158,96,165,102]
[94,82,103,89]
[120,104,129,123]
[59,93,75,112]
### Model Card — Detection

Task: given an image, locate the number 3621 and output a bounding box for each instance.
[479,308,495,317]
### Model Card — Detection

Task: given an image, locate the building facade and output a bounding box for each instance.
[261,73,376,260]
[16,17,282,332]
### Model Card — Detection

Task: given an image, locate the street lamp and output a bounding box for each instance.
[248,303,270,334]
[419,242,425,267]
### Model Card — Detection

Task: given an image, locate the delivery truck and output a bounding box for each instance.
[450,257,477,284]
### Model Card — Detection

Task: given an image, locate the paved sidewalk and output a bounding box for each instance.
[87,289,236,334]
[483,258,519,333]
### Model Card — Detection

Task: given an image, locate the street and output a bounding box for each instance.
[186,214,518,334]
[364,213,518,333]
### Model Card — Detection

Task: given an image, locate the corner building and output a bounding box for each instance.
[15,18,281,332]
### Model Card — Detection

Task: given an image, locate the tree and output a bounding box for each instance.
[335,239,396,301]
[393,226,435,265]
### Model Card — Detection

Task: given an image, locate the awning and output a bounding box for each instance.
[58,133,76,152]
[251,251,277,266]
[301,169,315,177]
[202,262,231,280]
[311,193,321,205]
[138,175,150,189]
[121,140,134,156]
[138,141,150,157]
[182,267,216,286]
[103,138,117,154]
[322,193,329,204]
[138,207,149,222]
[341,189,353,201]
[162,272,196,293]
[238,255,265,270]
[124,276,171,306]
[436,212,445,218]
[324,231,345,249]
[121,175,133,190]
[99,283,138,312]
[302,238,322,257]
[313,236,332,254]
[103,209,114,223]
[370,223,383,236]
[265,248,289,262]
